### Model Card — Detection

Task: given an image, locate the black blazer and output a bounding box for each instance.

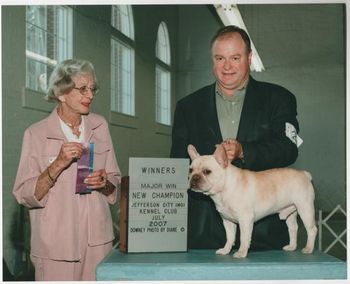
[170,76,299,249]
[171,76,299,170]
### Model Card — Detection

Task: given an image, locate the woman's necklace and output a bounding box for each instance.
[64,120,81,138]
[58,109,82,138]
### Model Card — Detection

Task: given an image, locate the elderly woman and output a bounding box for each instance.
[13,59,121,281]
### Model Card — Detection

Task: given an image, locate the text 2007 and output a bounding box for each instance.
[149,221,167,227]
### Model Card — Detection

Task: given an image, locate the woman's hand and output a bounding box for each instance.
[84,169,107,190]
[55,142,85,169]
[34,142,85,201]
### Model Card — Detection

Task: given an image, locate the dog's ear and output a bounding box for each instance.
[213,144,229,168]
[187,144,200,161]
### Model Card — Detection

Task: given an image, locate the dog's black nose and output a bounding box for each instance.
[190,174,201,188]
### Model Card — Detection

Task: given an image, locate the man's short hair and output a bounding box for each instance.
[211,25,252,53]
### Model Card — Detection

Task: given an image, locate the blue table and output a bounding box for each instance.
[96,249,347,281]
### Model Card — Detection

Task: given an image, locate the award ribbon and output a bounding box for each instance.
[75,143,94,194]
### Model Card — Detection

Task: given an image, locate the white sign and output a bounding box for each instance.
[127,157,189,253]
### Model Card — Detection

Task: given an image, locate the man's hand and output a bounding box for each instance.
[222,139,244,162]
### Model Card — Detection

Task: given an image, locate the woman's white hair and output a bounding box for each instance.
[45,59,97,101]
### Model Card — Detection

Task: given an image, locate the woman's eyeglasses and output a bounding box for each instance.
[73,85,99,96]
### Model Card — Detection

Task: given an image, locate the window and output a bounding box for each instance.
[111,5,134,40]
[111,5,135,116]
[155,66,171,125]
[111,38,135,115]
[155,22,171,126]
[26,6,73,93]
[156,22,170,65]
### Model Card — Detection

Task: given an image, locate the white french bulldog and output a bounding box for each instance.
[187,144,317,258]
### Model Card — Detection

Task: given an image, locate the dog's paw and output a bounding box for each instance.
[283,244,297,251]
[233,250,247,258]
[301,247,314,254]
[216,248,230,255]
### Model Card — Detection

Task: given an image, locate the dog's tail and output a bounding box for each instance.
[303,171,312,181]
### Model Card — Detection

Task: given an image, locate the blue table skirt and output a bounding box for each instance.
[96,249,347,281]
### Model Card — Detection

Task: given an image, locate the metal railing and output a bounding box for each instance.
[318,205,346,254]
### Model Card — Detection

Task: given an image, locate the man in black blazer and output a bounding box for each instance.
[170,25,301,250]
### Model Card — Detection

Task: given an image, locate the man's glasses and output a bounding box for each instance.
[73,85,99,96]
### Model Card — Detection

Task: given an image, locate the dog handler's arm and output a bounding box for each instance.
[239,91,299,171]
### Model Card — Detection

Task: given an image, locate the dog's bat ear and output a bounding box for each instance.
[187,144,200,160]
[213,144,229,168]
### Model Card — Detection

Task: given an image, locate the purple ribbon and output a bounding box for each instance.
[75,143,94,194]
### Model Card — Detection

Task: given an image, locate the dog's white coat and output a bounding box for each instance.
[188,144,317,258]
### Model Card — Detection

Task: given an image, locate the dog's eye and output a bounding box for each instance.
[189,168,193,174]
[203,169,211,175]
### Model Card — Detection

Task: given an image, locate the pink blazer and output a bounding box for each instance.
[13,108,121,261]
